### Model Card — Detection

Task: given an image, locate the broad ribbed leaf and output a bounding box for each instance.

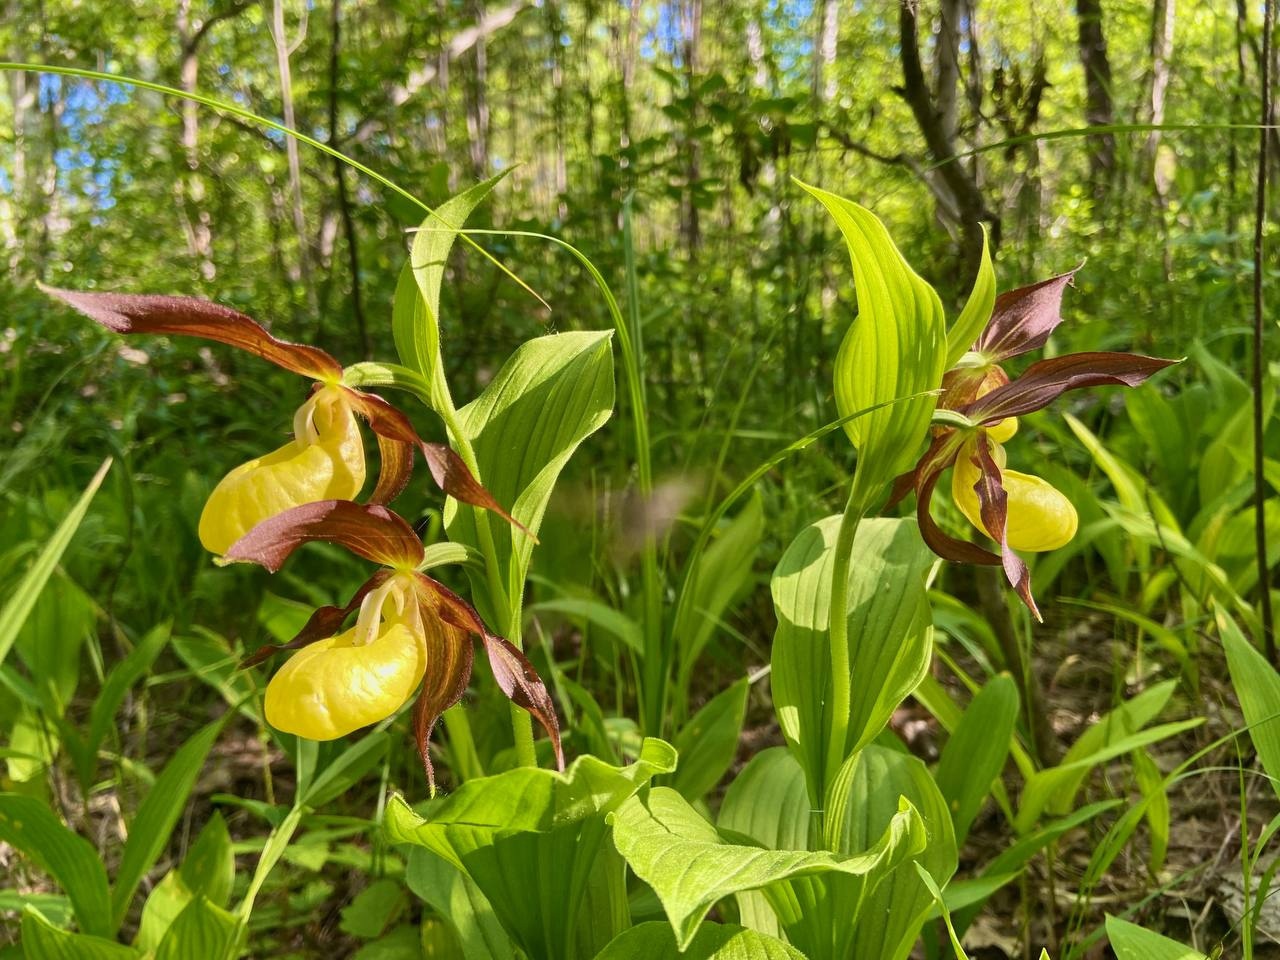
[803,746,957,960]
[111,720,223,927]
[20,908,138,960]
[0,796,112,937]
[717,748,812,938]
[153,897,241,960]
[405,847,515,960]
[934,674,1019,846]
[1221,610,1280,801]
[1105,916,1207,960]
[595,922,805,960]
[797,181,946,491]
[385,739,675,960]
[770,517,933,805]
[610,784,924,950]
[445,332,614,622]
[671,676,749,801]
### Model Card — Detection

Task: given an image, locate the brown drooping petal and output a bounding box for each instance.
[482,633,565,772]
[409,590,476,794]
[966,352,1179,423]
[41,286,342,381]
[341,387,534,539]
[369,434,416,506]
[970,435,1041,620]
[239,570,391,668]
[224,500,425,572]
[914,456,1003,568]
[975,270,1078,362]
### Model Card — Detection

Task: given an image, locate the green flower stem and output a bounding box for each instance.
[420,378,535,769]
[822,476,869,826]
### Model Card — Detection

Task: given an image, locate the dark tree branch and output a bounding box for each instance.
[897,0,1000,265]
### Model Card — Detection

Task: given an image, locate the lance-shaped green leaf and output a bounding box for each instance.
[0,795,113,938]
[398,170,513,402]
[153,897,241,960]
[770,517,933,805]
[595,922,806,960]
[445,331,614,622]
[945,225,995,368]
[673,493,764,698]
[1221,609,1280,801]
[1105,916,1208,960]
[796,181,946,492]
[20,908,140,960]
[671,676,750,802]
[610,784,925,951]
[385,739,675,960]
[934,674,1019,846]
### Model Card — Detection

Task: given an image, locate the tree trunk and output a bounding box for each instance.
[1075,0,1116,196]
[680,0,703,254]
[328,0,369,356]
[270,0,314,310]
[935,0,962,143]
[1144,0,1175,197]
[812,0,838,103]
[465,0,491,178]
[897,0,998,272]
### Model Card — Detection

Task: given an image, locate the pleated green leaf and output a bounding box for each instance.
[153,897,241,960]
[111,719,223,928]
[1105,916,1207,960]
[934,674,1019,846]
[610,784,924,950]
[796,181,946,491]
[19,908,138,960]
[397,170,512,403]
[385,738,675,960]
[770,517,933,805]
[946,226,996,367]
[445,331,614,621]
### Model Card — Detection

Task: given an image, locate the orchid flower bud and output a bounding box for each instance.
[198,386,366,557]
[952,436,1078,552]
[264,574,424,740]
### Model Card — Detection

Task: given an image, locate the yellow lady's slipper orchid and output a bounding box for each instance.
[952,436,1077,553]
[265,574,424,740]
[198,386,366,556]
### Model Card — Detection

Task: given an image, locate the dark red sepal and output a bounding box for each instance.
[975,269,1078,362]
[340,387,534,538]
[482,633,565,772]
[224,500,425,572]
[969,435,1041,620]
[239,570,391,668]
[967,352,1179,423]
[41,285,342,381]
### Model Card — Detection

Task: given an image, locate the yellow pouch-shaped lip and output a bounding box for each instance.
[264,617,426,740]
[199,387,366,556]
[952,438,1078,553]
